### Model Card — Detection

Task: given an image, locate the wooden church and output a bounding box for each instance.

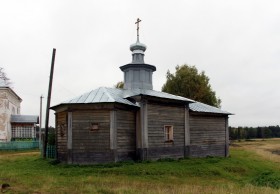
[51,20,231,164]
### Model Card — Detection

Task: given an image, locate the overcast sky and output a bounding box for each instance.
[1,0,279,127]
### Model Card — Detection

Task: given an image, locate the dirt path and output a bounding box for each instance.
[0,151,40,159]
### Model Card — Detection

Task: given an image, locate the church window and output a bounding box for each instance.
[89,123,99,131]
[164,125,173,142]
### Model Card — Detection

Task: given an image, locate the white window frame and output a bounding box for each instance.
[164,125,174,142]
[11,124,36,139]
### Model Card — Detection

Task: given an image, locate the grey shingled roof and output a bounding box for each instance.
[189,101,232,115]
[11,115,39,124]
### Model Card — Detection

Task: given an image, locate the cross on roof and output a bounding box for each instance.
[135,18,141,41]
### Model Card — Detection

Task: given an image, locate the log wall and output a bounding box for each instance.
[189,114,227,157]
[147,102,185,160]
[56,111,67,161]
[71,110,112,164]
[55,103,229,163]
[116,110,136,161]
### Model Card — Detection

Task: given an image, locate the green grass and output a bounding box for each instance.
[1,141,280,193]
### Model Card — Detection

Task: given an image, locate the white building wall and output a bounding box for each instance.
[0,88,21,142]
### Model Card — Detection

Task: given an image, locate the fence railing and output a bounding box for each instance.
[39,143,56,159]
[46,145,56,158]
[0,141,39,150]
[0,141,56,159]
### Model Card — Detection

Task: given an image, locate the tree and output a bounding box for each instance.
[0,67,12,86]
[264,128,272,138]
[162,64,221,107]
[115,81,124,89]
[257,127,264,138]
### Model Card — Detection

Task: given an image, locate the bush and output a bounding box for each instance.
[48,131,56,145]
[251,171,280,189]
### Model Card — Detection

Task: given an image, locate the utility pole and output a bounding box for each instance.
[43,48,56,158]
[39,95,43,146]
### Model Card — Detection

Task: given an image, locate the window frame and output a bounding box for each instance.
[164,125,174,142]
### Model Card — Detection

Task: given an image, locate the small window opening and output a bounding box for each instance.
[164,125,173,142]
[90,123,99,131]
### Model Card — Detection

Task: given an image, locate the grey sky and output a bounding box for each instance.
[1,0,279,127]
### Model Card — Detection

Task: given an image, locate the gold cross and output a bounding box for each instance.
[135,18,142,39]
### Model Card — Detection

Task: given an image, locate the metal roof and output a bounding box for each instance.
[189,101,232,115]
[123,89,194,103]
[61,87,138,107]
[53,87,194,108]
[53,87,231,115]
[11,115,39,124]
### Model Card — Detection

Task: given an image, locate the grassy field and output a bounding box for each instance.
[0,139,280,194]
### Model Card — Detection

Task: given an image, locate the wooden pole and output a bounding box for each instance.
[43,48,56,158]
[39,95,43,146]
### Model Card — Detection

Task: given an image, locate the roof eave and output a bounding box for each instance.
[126,93,194,104]
[10,115,39,124]
[190,110,233,115]
[50,101,139,111]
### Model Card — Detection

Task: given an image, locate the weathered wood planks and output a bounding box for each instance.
[190,114,227,157]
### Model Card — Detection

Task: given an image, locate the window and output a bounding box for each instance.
[11,124,35,139]
[164,125,173,142]
[89,123,99,132]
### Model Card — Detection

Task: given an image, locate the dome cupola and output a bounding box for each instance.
[120,18,156,90]
[130,41,147,52]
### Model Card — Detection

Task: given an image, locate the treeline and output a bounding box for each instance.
[229,126,280,140]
